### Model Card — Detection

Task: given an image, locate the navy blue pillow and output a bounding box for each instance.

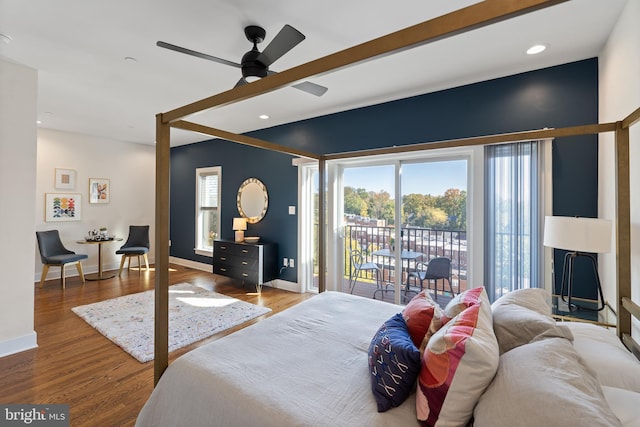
[368,313,421,412]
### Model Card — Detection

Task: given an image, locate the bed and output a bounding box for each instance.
[136,289,640,427]
[145,1,640,425]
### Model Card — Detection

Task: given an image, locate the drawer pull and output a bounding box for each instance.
[220,246,227,250]
[219,268,227,272]
[242,249,249,253]
[242,261,248,265]
[242,273,249,277]
[220,257,226,261]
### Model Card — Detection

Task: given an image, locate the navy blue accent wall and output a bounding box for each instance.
[170,58,599,296]
[170,140,298,280]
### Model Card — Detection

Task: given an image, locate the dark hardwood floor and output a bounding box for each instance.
[0,264,312,426]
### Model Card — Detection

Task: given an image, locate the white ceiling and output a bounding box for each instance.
[0,0,628,146]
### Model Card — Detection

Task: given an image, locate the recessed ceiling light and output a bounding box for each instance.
[526,44,547,55]
[124,56,137,62]
[259,114,269,120]
[0,33,12,44]
[36,120,42,125]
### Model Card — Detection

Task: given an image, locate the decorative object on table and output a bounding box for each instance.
[543,215,612,311]
[232,217,247,242]
[244,236,260,244]
[36,230,88,288]
[86,228,114,241]
[89,177,110,204]
[45,193,82,222]
[54,168,76,190]
[116,225,150,276]
[71,282,272,363]
[236,177,268,223]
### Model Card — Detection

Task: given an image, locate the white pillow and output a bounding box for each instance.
[491,287,552,315]
[563,322,640,392]
[474,337,621,427]
[602,386,640,427]
[492,302,573,354]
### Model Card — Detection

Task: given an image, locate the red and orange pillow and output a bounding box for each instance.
[416,287,499,427]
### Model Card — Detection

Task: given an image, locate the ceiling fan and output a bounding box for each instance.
[157,24,328,97]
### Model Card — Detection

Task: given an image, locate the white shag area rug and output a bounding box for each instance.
[71,282,271,362]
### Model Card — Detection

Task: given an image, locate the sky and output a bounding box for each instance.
[343,159,467,196]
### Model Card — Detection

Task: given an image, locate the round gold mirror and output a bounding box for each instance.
[237,178,268,223]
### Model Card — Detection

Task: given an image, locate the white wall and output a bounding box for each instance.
[0,58,38,357]
[599,0,640,338]
[35,129,156,280]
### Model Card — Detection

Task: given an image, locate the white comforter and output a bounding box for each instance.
[136,291,418,427]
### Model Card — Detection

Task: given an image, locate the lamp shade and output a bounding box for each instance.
[543,216,612,253]
[232,217,247,231]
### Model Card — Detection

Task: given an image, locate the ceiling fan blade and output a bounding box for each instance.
[234,77,248,88]
[292,81,328,97]
[266,70,327,97]
[156,41,241,69]
[258,24,305,67]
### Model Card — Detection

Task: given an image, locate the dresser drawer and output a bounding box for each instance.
[214,241,259,259]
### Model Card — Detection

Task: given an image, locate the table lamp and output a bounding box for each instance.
[233,217,247,242]
[543,216,612,311]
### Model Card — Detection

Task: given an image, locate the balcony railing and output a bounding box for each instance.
[344,224,468,295]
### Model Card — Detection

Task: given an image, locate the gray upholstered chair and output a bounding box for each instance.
[116,225,150,276]
[36,230,88,288]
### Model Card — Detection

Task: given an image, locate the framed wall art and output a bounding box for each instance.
[54,168,76,190]
[89,178,110,204]
[45,193,82,222]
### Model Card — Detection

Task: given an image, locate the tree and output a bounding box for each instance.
[437,188,467,230]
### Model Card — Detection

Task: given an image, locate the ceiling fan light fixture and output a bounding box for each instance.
[241,48,268,80]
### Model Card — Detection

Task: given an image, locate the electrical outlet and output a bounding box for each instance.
[289,258,295,268]
[283,258,288,266]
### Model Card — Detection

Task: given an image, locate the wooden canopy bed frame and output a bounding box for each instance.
[153,0,639,389]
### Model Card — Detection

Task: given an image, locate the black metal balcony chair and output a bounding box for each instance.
[408,257,454,300]
[348,249,382,294]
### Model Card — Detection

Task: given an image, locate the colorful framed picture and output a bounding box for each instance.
[54,168,76,190]
[45,193,82,222]
[89,178,110,204]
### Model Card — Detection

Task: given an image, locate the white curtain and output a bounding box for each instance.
[484,140,544,302]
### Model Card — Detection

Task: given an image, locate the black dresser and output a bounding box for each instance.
[212,239,278,292]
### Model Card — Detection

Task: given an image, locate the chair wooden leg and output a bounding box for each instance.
[40,265,50,288]
[60,264,66,289]
[137,255,142,274]
[127,256,131,270]
[76,261,85,283]
[118,255,127,276]
[143,253,149,271]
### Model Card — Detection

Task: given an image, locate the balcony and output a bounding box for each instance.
[342,224,467,305]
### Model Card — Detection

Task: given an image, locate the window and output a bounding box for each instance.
[195,166,221,256]
[484,140,549,301]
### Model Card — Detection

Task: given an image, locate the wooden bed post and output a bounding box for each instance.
[155,114,170,385]
[615,121,631,341]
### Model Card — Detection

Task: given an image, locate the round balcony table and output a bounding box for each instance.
[76,237,123,280]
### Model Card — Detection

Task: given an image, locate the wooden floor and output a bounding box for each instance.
[0,264,312,427]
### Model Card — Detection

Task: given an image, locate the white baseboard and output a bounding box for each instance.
[0,331,37,358]
[169,257,301,292]
[169,256,211,272]
[268,279,301,293]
